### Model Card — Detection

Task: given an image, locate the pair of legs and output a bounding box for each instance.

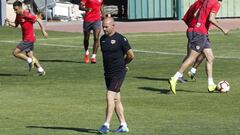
[98,90,128,134]
[178,48,214,79]
[180,32,207,81]
[13,42,45,75]
[83,28,100,54]
[99,71,129,133]
[83,20,101,64]
[104,90,127,126]
[169,33,216,94]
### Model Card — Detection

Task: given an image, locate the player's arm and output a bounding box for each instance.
[101,4,107,18]
[209,12,229,35]
[36,17,48,38]
[125,49,134,64]
[79,2,92,12]
[5,18,19,27]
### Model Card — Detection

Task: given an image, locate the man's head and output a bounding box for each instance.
[102,17,115,36]
[13,1,23,15]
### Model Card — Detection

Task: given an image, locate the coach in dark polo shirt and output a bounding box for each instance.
[98,17,134,134]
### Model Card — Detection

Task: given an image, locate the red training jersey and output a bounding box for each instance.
[183,0,203,32]
[194,0,221,35]
[81,0,103,22]
[15,10,37,43]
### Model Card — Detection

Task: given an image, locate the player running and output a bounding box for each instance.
[178,0,204,83]
[169,0,229,94]
[79,0,105,64]
[5,1,48,76]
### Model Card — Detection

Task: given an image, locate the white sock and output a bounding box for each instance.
[38,67,44,72]
[190,68,197,74]
[120,122,127,127]
[27,58,32,63]
[208,78,215,86]
[85,50,89,55]
[92,54,96,58]
[172,72,183,81]
[103,122,110,128]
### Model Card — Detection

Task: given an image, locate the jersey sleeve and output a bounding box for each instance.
[81,0,87,5]
[23,11,37,22]
[120,36,131,54]
[211,2,220,14]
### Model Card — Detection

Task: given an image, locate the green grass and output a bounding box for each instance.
[0,26,240,135]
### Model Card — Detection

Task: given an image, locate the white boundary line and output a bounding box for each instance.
[0,40,239,60]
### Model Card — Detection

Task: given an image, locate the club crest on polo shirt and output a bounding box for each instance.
[196,46,200,50]
[111,40,116,44]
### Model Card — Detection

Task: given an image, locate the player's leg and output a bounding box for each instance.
[178,31,192,83]
[83,21,91,64]
[13,42,34,71]
[98,90,115,134]
[169,49,200,94]
[188,53,205,80]
[27,53,45,76]
[91,20,101,64]
[114,93,129,133]
[203,48,216,92]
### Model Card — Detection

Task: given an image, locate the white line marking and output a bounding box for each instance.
[0,40,239,60]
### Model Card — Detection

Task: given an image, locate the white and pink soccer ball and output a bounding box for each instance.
[217,80,230,93]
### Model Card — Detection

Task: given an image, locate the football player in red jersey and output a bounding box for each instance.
[178,0,204,83]
[79,0,105,64]
[169,0,229,94]
[5,1,48,76]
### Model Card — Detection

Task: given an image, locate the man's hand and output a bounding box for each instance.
[42,31,48,38]
[222,29,229,35]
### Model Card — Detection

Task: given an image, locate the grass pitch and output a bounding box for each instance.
[0,27,240,135]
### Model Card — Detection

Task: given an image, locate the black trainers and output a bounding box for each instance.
[177,77,188,83]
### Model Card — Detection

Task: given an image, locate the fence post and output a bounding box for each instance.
[0,0,6,26]
[177,0,182,20]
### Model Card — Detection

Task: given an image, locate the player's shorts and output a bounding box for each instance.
[187,31,194,48]
[105,69,127,93]
[83,20,101,32]
[16,41,34,52]
[190,32,211,53]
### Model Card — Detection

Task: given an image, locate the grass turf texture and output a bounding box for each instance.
[0,27,240,135]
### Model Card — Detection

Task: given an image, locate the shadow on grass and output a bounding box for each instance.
[0,73,27,76]
[26,126,99,134]
[138,87,170,94]
[39,59,84,64]
[139,86,207,94]
[134,76,169,82]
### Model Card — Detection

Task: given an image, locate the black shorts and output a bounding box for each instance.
[105,70,127,93]
[16,41,34,52]
[187,31,194,48]
[83,20,101,32]
[190,32,211,53]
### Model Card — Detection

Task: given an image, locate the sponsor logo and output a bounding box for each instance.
[196,46,200,50]
[111,40,116,44]
[196,22,201,27]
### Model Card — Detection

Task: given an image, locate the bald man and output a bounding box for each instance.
[98,17,134,134]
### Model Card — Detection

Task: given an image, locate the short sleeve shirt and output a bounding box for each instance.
[100,32,131,75]
[15,10,37,42]
[194,0,221,35]
[81,0,103,22]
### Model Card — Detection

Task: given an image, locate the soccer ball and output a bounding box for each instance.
[217,81,230,93]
